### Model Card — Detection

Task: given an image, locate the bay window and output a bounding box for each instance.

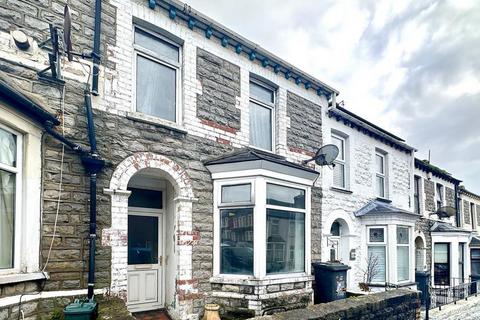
[134,26,181,123]
[434,243,450,285]
[249,80,275,151]
[459,243,465,283]
[396,226,410,282]
[367,227,386,283]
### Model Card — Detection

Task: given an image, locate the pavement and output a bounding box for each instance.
[421,294,480,320]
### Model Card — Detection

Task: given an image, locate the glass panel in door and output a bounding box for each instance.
[128,215,158,265]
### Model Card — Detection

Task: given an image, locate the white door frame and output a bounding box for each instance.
[127,206,166,312]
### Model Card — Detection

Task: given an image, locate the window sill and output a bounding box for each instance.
[210,273,313,286]
[126,112,188,135]
[331,186,353,194]
[376,197,392,203]
[0,272,48,285]
[367,281,415,288]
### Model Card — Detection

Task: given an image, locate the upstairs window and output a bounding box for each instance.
[332,133,347,189]
[471,202,476,229]
[0,126,20,269]
[414,176,421,214]
[375,151,387,198]
[249,80,275,151]
[435,184,444,210]
[134,27,180,122]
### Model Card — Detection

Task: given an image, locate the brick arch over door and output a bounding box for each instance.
[102,152,197,318]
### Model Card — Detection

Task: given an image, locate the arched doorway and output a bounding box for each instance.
[102,152,196,317]
[415,236,426,271]
[328,218,350,263]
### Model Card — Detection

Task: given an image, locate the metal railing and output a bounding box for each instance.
[429,279,478,310]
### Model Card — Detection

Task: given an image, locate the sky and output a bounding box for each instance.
[185,0,480,192]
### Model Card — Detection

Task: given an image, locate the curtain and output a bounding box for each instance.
[249,102,272,150]
[0,128,16,269]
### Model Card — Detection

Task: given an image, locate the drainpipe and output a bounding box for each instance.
[455,183,460,227]
[91,0,102,95]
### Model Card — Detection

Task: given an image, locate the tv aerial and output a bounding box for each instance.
[303,144,339,167]
[37,5,88,83]
[431,206,456,220]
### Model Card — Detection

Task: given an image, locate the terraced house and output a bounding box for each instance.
[0,0,478,319]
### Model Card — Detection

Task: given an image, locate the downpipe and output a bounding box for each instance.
[91,0,102,95]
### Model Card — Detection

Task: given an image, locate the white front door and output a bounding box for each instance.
[127,210,163,312]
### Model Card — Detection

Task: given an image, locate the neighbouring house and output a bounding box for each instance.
[413,159,470,287]
[458,187,480,281]
[320,104,418,292]
[0,0,340,318]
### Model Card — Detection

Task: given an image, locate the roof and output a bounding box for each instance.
[0,71,59,126]
[415,158,462,184]
[153,0,338,97]
[430,221,470,233]
[328,106,416,154]
[204,147,318,174]
[470,236,480,247]
[354,200,418,218]
[459,186,480,200]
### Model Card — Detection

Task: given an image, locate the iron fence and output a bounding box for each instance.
[429,279,478,310]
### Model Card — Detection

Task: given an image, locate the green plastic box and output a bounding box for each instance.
[63,299,98,320]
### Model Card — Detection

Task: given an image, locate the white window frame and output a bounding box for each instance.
[213,176,311,280]
[331,132,348,190]
[366,226,387,284]
[132,25,182,125]
[248,78,276,152]
[471,202,476,230]
[375,150,387,199]
[396,226,411,283]
[0,106,42,280]
[413,175,422,214]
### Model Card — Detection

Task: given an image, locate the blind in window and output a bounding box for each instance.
[397,246,409,281]
[368,246,386,282]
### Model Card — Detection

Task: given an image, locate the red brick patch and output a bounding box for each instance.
[216,137,231,145]
[200,119,238,134]
[288,146,315,157]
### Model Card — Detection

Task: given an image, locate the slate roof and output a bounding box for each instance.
[204,148,318,174]
[0,71,59,125]
[354,200,418,217]
[470,236,480,247]
[430,221,471,233]
[328,106,416,154]
[415,158,462,184]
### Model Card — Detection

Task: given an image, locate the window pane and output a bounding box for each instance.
[397,227,409,244]
[221,184,251,203]
[376,154,384,174]
[220,208,253,275]
[376,175,385,198]
[136,55,176,122]
[267,183,305,209]
[128,215,158,265]
[333,162,345,188]
[0,128,16,167]
[0,170,15,269]
[249,102,272,150]
[128,188,162,209]
[250,81,274,104]
[397,246,409,281]
[367,246,386,282]
[434,243,449,263]
[135,28,179,62]
[369,228,384,242]
[330,221,340,236]
[266,209,304,274]
[331,136,344,160]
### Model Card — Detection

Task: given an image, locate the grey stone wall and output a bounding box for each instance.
[445,187,455,207]
[415,218,433,271]
[196,48,241,131]
[286,91,322,155]
[252,289,420,320]
[424,180,435,212]
[464,200,471,225]
[477,205,480,226]
[311,187,322,262]
[0,0,117,69]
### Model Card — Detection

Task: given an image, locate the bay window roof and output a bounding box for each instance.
[205,148,319,181]
[354,200,418,218]
[430,221,470,233]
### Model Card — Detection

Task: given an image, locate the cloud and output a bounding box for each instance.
[185,0,480,191]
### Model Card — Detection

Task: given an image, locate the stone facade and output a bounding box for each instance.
[464,199,471,225]
[196,48,241,131]
[286,91,322,156]
[446,187,455,207]
[424,180,436,212]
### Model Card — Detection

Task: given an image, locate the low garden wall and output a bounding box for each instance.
[251,289,420,320]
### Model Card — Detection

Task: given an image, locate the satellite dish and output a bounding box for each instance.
[63,5,73,62]
[303,144,339,166]
[432,206,456,219]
